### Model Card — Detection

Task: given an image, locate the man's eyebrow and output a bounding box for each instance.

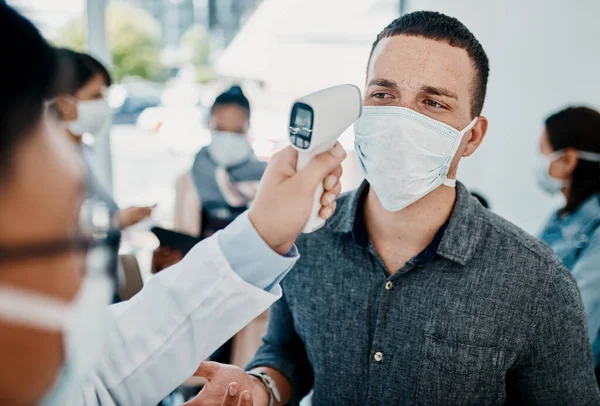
[421,85,458,100]
[367,78,400,91]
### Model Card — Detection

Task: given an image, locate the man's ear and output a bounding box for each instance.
[55,96,78,121]
[463,116,488,157]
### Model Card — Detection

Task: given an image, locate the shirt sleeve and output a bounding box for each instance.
[245,289,314,405]
[219,211,299,291]
[571,227,600,366]
[510,261,600,405]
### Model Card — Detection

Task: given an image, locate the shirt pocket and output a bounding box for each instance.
[415,334,506,406]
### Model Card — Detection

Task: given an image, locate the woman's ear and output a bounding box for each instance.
[55,96,78,121]
[561,147,580,177]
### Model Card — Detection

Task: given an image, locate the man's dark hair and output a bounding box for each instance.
[545,106,600,213]
[0,4,65,185]
[370,11,489,117]
[55,48,112,95]
[211,85,250,117]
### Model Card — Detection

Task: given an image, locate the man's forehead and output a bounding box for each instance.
[367,36,473,94]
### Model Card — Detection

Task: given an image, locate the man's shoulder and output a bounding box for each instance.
[478,208,573,284]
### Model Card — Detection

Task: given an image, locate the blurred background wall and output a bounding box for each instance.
[401,0,600,233]
[9,0,600,238]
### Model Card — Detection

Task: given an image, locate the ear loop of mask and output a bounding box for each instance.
[442,117,479,187]
[577,150,600,163]
[0,286,72,331]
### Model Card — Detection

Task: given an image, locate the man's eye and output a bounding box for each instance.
[424,99,443,108]
[373,92,390,99]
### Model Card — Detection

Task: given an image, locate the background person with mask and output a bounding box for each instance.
[537,106,600,379]
[154,87,263,280]
[0,4,345,405]
[169,85,268,370]
[54,48,154,230]
[174,85,266,239]
[190,11,600,406]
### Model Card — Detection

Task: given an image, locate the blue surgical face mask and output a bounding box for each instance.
[535,151,565,195]
[354,106,477,212]
[535,149,600,195]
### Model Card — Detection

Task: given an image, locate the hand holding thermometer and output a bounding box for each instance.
[289,84,362,233]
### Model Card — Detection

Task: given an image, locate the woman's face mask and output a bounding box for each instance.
[68,98,112,136]
[0,200,120,404]
[208,131,254,167]
[535,149,600,195]
[535,151,566,195]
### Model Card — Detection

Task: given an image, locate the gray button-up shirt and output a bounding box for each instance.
[247,182,600,405]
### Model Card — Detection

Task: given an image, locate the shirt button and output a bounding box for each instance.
[374,352,384,362]
[385,281,393,290]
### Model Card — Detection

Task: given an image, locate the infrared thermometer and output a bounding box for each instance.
[289,84,362,233]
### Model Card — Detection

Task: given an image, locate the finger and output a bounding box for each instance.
[320,181,342,206]
[325,165,343,189]
[296,143,346,193]
[220,383,241,406]
[323,174,338,191]
[238,391,253,406]
[319,201,336,220]
[323,163,343,191]
[194,361,219,378]
[139,208,152,218]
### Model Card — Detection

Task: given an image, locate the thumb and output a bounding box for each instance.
[194,361,219,378]
[264,146,298,182]
[296,143,346,191]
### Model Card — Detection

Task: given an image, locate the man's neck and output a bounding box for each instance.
[364,185,457,272]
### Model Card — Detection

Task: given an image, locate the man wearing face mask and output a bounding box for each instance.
[54,49,154,230]
[0,5,346,406]
[191,11,600,406]
[536,106,600,381]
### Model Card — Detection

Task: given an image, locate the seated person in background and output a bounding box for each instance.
[53,49,153,229]
[174,85,266,238]
[189,11,600,406]
[537,106,600,379]
[161,86,268,369]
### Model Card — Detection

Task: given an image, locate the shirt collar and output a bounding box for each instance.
[436,182,485,265]
[329,180,484,266]
[548,193,600,230]
[569,194,600,224]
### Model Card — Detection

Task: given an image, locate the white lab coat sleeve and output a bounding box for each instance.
[64,232,286,406]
